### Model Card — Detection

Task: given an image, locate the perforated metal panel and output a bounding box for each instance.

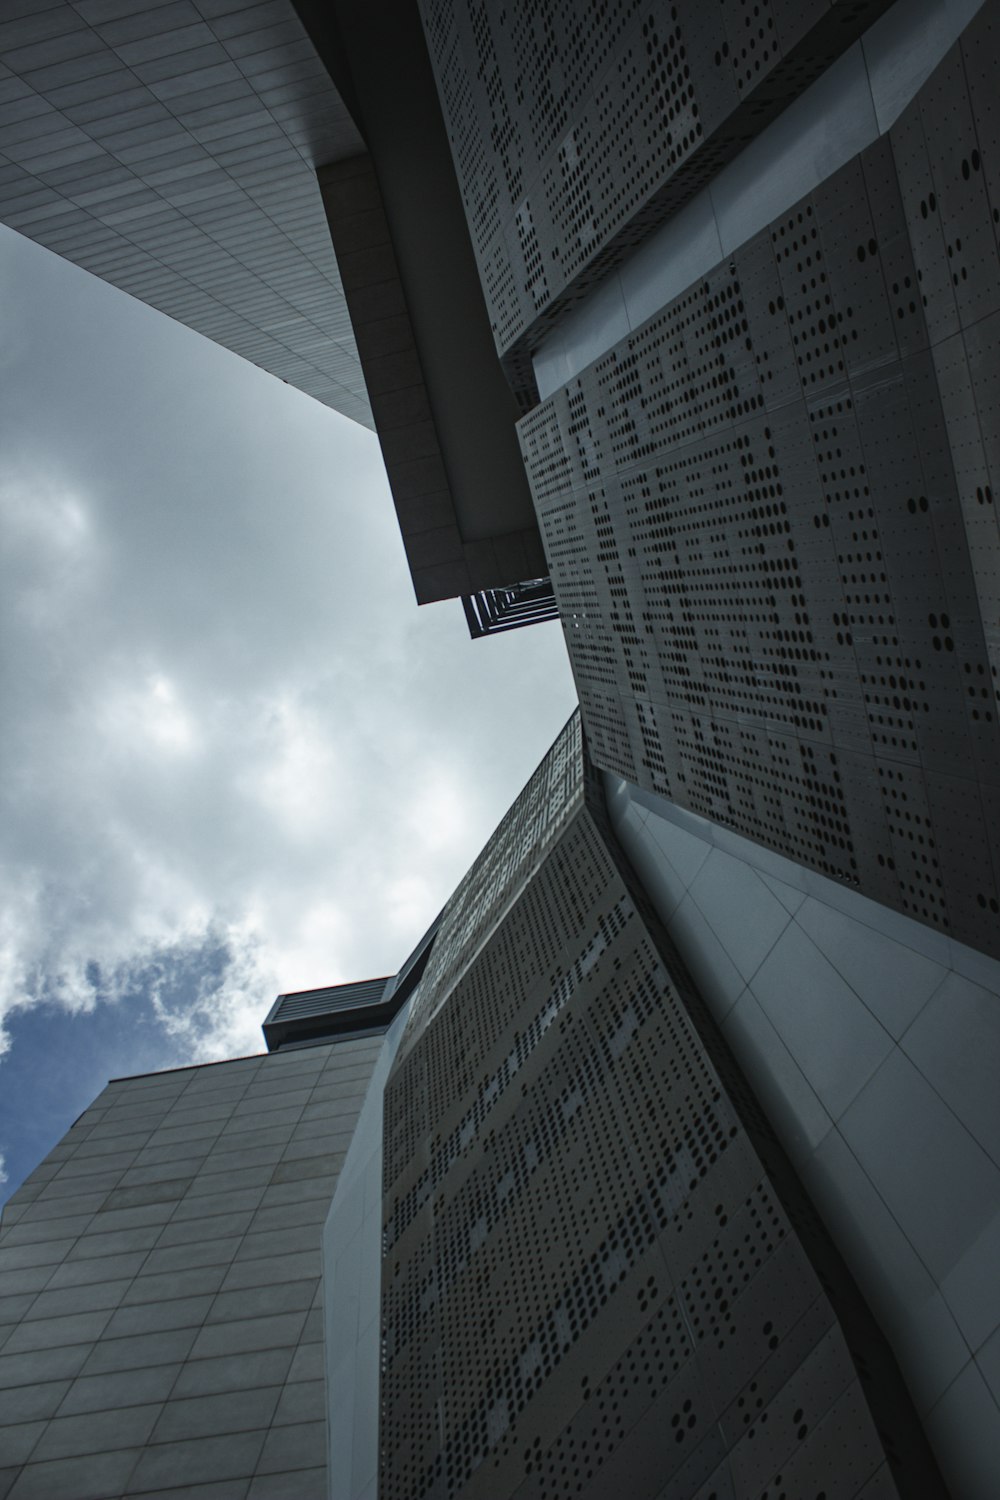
[520,9,1000,958]
[417,0,892,378]
[378,720,938,1500]
[395,714,583,1064]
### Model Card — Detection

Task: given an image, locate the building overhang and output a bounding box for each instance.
[301,0,549,606]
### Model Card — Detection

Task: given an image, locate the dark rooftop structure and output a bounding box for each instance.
[262,911,440,1050]
[462,578,559,639]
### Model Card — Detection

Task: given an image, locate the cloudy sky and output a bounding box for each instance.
[0,224,577,1206]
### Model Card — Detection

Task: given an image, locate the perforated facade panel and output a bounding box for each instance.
[398,713,583,1054]
[417,0,892,377]
[379,719,938,1500]
[518,10,1000,958]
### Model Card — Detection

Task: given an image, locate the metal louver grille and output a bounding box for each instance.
[262,977,393,1051]
[462,578,559,638]
[273,978,391,1021]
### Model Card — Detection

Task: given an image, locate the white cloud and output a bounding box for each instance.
[0,226,579,1080]
[94,671,201,759]
[242,694,341,837]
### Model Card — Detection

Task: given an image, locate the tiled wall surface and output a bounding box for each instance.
[0,0,372,427]
[607,772,1000,1499]
[0,1035,381,1500]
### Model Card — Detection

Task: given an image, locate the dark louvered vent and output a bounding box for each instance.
[274,978,391,1021]
[262,976,394,1051]
[262,916,441,1052]
[462,578,559,638]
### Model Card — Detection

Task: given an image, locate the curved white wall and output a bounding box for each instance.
[322,1004,411,1500]
[606,773,1000,1500]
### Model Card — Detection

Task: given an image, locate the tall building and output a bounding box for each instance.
[0,0,549,616]
[2,0,1000,1495]
[373,716,942,1500]
[0,716,949,1499]
[412,2,1000,1492]
[0,1030,384,1498]
[0,962,431,1499]
[419,0,1000,949]
[0,0,372,428]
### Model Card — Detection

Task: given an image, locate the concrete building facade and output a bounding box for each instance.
[0,0,550,611]
[415,1,1000,1490]
[375,715,943,1500]
[0,709,994,1498]
[0,0,371,427]
[420,0,1000,951]
[2,0,1000,1496]
[0,1034,382,1499]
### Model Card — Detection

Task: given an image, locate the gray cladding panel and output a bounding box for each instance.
[418,0,892,365]
[0,0,372,427]
[379,780,924,1500]
[315,152,546,605]
[520,10,1000,958]
[0,1038,381,1497]
[390,712,583,1074]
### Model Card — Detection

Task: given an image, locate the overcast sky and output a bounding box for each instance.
[0,224,577,1205]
